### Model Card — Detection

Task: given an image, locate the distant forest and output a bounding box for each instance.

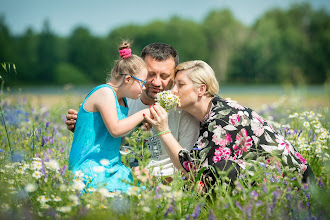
[0,3,329,86]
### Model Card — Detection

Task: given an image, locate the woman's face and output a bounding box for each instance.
[171,70,199,109]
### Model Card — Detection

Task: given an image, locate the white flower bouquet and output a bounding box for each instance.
[155,90,181,111]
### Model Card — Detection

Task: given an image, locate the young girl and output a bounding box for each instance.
[68,41,150,192]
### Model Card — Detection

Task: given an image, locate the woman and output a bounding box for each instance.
[144,60,314,189]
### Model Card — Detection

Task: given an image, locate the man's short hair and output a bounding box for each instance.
[140,43,179,66]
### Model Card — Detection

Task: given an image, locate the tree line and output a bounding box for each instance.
[0,3,329,86]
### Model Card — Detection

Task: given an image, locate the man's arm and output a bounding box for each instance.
[65,109,78,133]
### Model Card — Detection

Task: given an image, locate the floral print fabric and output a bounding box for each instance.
[179,96,310,182]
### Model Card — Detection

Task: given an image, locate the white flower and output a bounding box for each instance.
[72,180,85,191]
[87,187,97,192]
[32,171,42,179]
[40,204,50,209]
[37,195,50,204]
[100,159,110,166]
[53,196,62,202]
[31,161,42,170]
[1,204,10,211]
[16,168,24,174]
[74,170,85,178]
[303,122,310,128]
[44,159,60,171]
[69,195,79,202]
[56,206,72,213]
[98,188,113,197]
[8,179,14,184]
[60,184,69,192]
[155,90,181,111]
[25,183,37,193]
[143,207,151,212]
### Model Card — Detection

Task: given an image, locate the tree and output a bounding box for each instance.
[203,9,248,82]
[36,20,59,83]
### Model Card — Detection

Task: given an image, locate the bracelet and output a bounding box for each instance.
[156,130,171,137]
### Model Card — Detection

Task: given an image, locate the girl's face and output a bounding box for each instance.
[127,67,148,100]
[171,70,199,109]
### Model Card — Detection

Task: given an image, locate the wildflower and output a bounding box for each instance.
[87,187,97,192]
[72,179,85,191]
[191,204,202,219]
[155,90,181,111]
[74,170,85,178]
[40,203,50,209]
[303,122,309,128]
[31,161,42,170]
[100,159,110,166]
[44,159,60,171]
[143,207,151,212]
[8,179,14,184]
[37,195,50,204]
[32,171,42,179]
[56,206,72,213]
[98,188,112,197]
[1,204,10,211]
[289,112,298,118]
[53,196,62,202]
[25,183,37,193]
[208,210,216,220]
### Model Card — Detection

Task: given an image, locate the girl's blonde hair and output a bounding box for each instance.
[175,60,219,97]
[106,41,146,82]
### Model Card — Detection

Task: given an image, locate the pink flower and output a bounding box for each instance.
[233,128,253,156]
[212,146,231,163]
[229,114,241,126]
[296,152,307,164]
[212,132,232,146]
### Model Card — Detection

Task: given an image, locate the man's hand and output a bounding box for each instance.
[66,109,78,133]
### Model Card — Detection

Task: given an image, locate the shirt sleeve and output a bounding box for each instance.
[177,110,200,151]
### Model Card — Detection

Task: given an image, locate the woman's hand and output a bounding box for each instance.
[144,104,169,133]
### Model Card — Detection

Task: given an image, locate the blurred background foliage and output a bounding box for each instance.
[0,3,329,86]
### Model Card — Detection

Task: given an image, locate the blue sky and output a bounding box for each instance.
[1,0,329,36]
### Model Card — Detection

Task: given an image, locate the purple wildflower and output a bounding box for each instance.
[191,204,201,219]
[164,205,173,217]
[61,165,67,175]
[208,210,216,220]
[318,177,325,188]
[250,190,258,200]
[42,136,45,146]
[235,201,244,212]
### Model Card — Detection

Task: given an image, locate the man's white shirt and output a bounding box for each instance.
[126,97,200,176]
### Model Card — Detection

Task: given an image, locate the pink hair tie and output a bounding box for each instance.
[119,48,132,58]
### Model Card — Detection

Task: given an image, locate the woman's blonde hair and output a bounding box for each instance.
[106,40,146,82]
[175,60,219,97]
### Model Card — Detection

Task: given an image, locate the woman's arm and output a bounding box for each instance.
[95,87,151,138]
[144,104,187,173]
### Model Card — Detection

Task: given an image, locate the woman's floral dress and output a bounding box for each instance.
[178,95,313,185]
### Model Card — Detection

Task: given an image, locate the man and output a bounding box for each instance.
[66,43,200,180]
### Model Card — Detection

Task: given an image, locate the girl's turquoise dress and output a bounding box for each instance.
[69,84,133,192]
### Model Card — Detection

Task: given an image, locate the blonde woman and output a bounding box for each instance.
[145,60,314,190]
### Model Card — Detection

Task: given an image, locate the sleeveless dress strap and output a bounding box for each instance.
[82,84,128,108]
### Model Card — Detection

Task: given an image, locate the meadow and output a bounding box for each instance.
[0,85,329,219]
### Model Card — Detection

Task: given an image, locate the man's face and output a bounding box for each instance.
[143,55,175,100]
